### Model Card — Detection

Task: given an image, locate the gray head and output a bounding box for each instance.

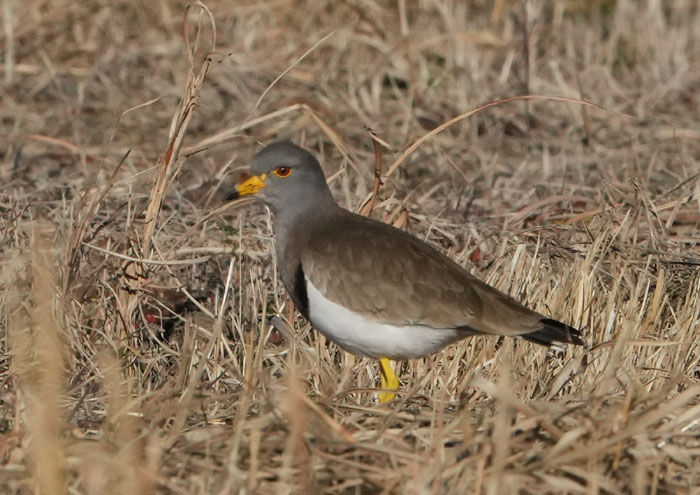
[231,142,335,214]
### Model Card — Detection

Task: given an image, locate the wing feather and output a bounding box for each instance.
[302,212,543,335]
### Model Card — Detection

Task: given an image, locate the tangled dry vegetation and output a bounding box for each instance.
[1,1,699,494]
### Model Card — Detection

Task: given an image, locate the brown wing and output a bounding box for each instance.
[302,212,545,336]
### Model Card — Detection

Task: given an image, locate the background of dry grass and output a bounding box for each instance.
[2,1,700,494]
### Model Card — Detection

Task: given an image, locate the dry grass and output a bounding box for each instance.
[1,1,700,494]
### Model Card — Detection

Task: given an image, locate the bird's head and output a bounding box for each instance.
[228,141,333,214]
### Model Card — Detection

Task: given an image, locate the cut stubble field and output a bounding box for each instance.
[1,1,699,494]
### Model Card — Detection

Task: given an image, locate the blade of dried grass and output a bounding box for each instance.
[539,385,700,468]
[182,104,304,155]
[2,0,14,85]
[167,258,235,446]
[82,241,213,265]
[29,239,67,494]
[64,150,130,293]
[6,229,67,494]
[142,3,216,257]
[252,29,338,112]
[469,375,563,441]
[358,130,384,217]
[383,95,609,182]
[97,348,158,495]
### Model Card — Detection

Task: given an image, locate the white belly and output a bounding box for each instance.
[306,278,462,359]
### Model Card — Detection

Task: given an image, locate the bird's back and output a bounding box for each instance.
[301,210,547,337]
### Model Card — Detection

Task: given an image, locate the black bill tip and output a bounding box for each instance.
[225,190,240,201]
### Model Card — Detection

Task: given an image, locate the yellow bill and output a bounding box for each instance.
[229,173,267,200]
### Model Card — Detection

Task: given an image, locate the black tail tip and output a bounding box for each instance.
[522,318,584,348]
[540,318,584,346]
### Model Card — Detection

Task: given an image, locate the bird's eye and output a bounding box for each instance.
[274,166,292,178]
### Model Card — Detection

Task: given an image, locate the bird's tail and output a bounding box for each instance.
[520,318,584,349]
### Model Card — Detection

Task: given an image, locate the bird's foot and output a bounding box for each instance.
[378,357,399,403]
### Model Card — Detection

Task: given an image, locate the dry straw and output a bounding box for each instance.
[2,1,699,494]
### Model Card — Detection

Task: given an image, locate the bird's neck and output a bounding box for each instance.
[273,197,338,248]
[272,193,338,258]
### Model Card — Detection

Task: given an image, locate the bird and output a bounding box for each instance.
[229,141,583,402]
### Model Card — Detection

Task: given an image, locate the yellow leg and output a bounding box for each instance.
[378,357,399,403]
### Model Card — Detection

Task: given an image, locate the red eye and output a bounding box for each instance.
[275,166,292,177]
